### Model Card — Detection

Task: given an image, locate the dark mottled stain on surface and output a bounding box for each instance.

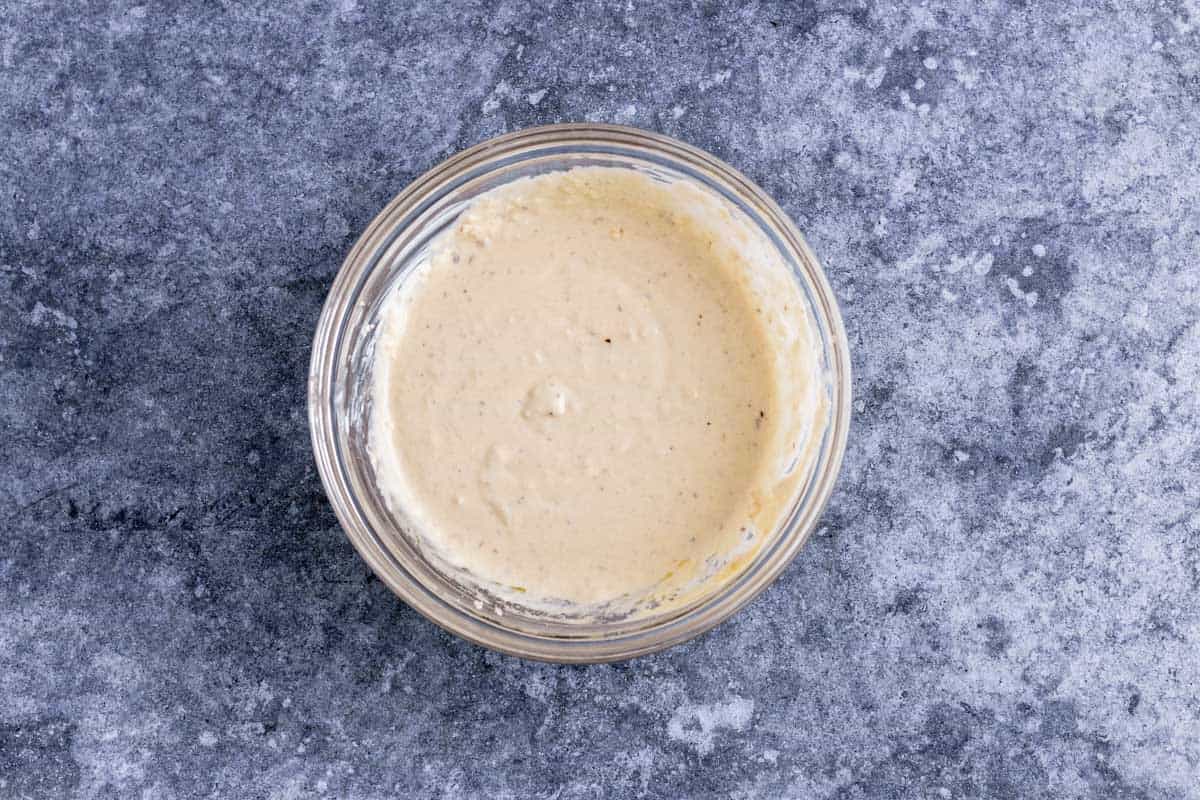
[980,615,1012,657]
[0,718,81,797]
[886,585,928,616]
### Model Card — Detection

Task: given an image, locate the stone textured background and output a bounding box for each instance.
[3,1,1198,797]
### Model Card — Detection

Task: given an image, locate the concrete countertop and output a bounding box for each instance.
[3,2,1198,797]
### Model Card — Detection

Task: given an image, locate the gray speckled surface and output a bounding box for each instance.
[2,1,1199,797]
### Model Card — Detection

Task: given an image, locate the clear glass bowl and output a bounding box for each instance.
[308,124,851,663]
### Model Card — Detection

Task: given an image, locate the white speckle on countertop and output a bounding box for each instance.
[667,696,754,755]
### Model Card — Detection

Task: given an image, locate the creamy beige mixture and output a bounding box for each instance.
[369,167,824,617]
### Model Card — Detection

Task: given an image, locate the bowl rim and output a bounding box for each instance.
[308,122,852,663]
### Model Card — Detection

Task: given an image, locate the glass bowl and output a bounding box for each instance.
[308,123,851,663]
